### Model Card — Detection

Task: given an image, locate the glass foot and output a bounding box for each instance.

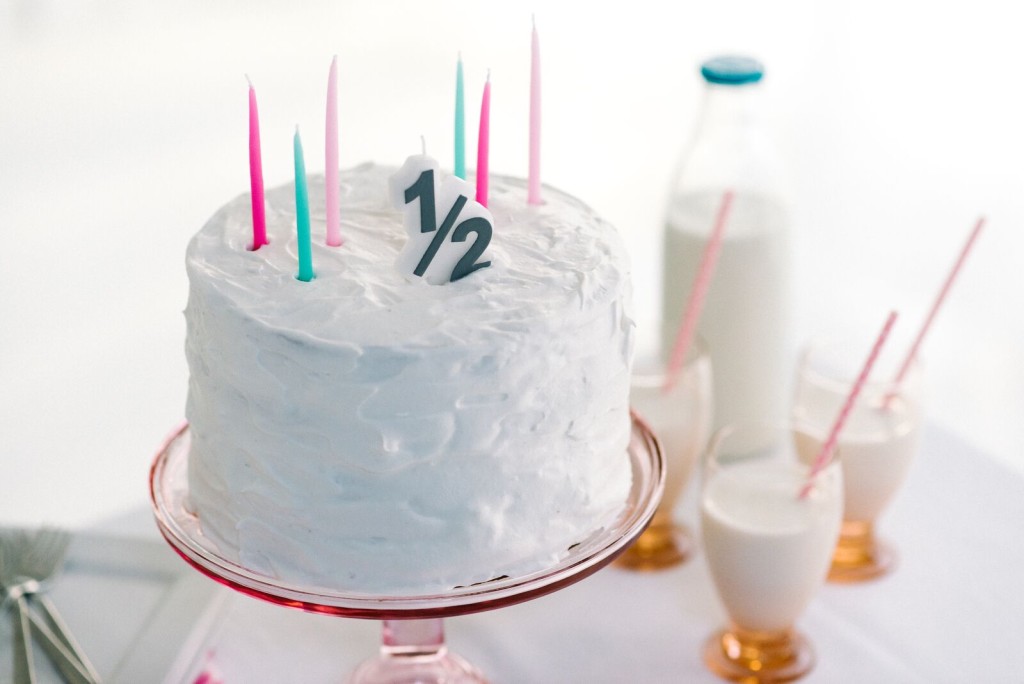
[827,520,896,583]
[616,520,692,571]
[348,651,486,684]
[703,626,814,682]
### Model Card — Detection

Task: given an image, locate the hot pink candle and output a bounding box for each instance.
[325,55,342,247]
[528,17,542,205]
[247,76,267,250]
[476,72,491,208]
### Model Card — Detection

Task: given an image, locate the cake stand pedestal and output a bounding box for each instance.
[149,415,664,683]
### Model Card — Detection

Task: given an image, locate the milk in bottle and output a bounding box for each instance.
[662,56,794,435]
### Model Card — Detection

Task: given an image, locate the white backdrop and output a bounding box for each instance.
[1,0,1021,528]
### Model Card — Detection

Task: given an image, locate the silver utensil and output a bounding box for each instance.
[1,528,102,684]
[1,531,38,684]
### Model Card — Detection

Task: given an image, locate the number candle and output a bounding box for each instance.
[476,71,491,208]
[325,55,342,247]
[454,54,466,180]
[247,76,267,250]
[528,17,542,205]
[390,153,494,285]
[294,127,314,282]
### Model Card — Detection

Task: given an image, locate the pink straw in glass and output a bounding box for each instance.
[891,216,985,388]
[799,310,898,499]
[662,190,733,392]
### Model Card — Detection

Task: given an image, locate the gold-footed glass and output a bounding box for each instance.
[792,338,923,583]
[618,338,712,570]
[828,520,895,582]
[701,423,843,682]
[704,627,813,683]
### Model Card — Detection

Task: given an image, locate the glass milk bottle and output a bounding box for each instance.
[661,55,793,434]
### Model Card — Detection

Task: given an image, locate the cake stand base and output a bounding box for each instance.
[149,415,663,684]
[348,619,485,683]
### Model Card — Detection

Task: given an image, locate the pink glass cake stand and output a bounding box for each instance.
[149,414,664,683]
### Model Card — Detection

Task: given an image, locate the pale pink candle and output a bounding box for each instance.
[325,55,342,246]
[247,76,267,250]
[476,71,491,208]
[891,216,984,387]
[528,17,542,205]
[800,310,899,498]
[663,190,733,391]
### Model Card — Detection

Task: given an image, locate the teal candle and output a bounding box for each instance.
[293,127,314,282]
[454,54,466,180]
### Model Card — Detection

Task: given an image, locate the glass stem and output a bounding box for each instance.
[381,618,448,660]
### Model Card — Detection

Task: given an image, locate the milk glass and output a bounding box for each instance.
[792,340,924,582]
[701,423,842,681]
[618,338,712,569]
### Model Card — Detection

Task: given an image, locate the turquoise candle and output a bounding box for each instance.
[454,54,466,180]
[293,127,314,282]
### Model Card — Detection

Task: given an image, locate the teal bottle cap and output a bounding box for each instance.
[701,56,764,85]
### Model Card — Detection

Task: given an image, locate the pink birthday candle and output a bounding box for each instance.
[663,190,733,392]
[891,216,985,388]
[528,16,542,205]
[325,55,342,247]
[800,310,899,499]
[247,76,267,250]
[476,71,491,207]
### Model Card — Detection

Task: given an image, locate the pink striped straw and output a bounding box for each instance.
[527,16,542,205]
[247,75,267,250]
[476,71,491,207]
[891,216,984,387]
[662,190,734,392]
[799,310,899,499]
[325,55,342,247]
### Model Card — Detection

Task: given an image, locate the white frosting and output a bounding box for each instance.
[184,163,635,594]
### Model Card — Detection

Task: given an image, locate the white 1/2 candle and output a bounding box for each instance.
[388,154,494,285]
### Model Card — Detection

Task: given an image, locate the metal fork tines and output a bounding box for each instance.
[1,528,102,684]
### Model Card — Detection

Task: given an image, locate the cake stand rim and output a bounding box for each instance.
[148,412,664,620]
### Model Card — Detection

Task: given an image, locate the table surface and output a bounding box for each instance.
[188,425,1024,684]
[2,3,1023,681]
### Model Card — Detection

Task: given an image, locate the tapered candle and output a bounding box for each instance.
[294,127,314,282]
[476,71,491,208]
[454,53,466,180]
[325,55,342,247]
[247,76,267,250]
[528,16,542,205]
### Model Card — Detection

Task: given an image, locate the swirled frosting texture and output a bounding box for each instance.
[184,163,634,594]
